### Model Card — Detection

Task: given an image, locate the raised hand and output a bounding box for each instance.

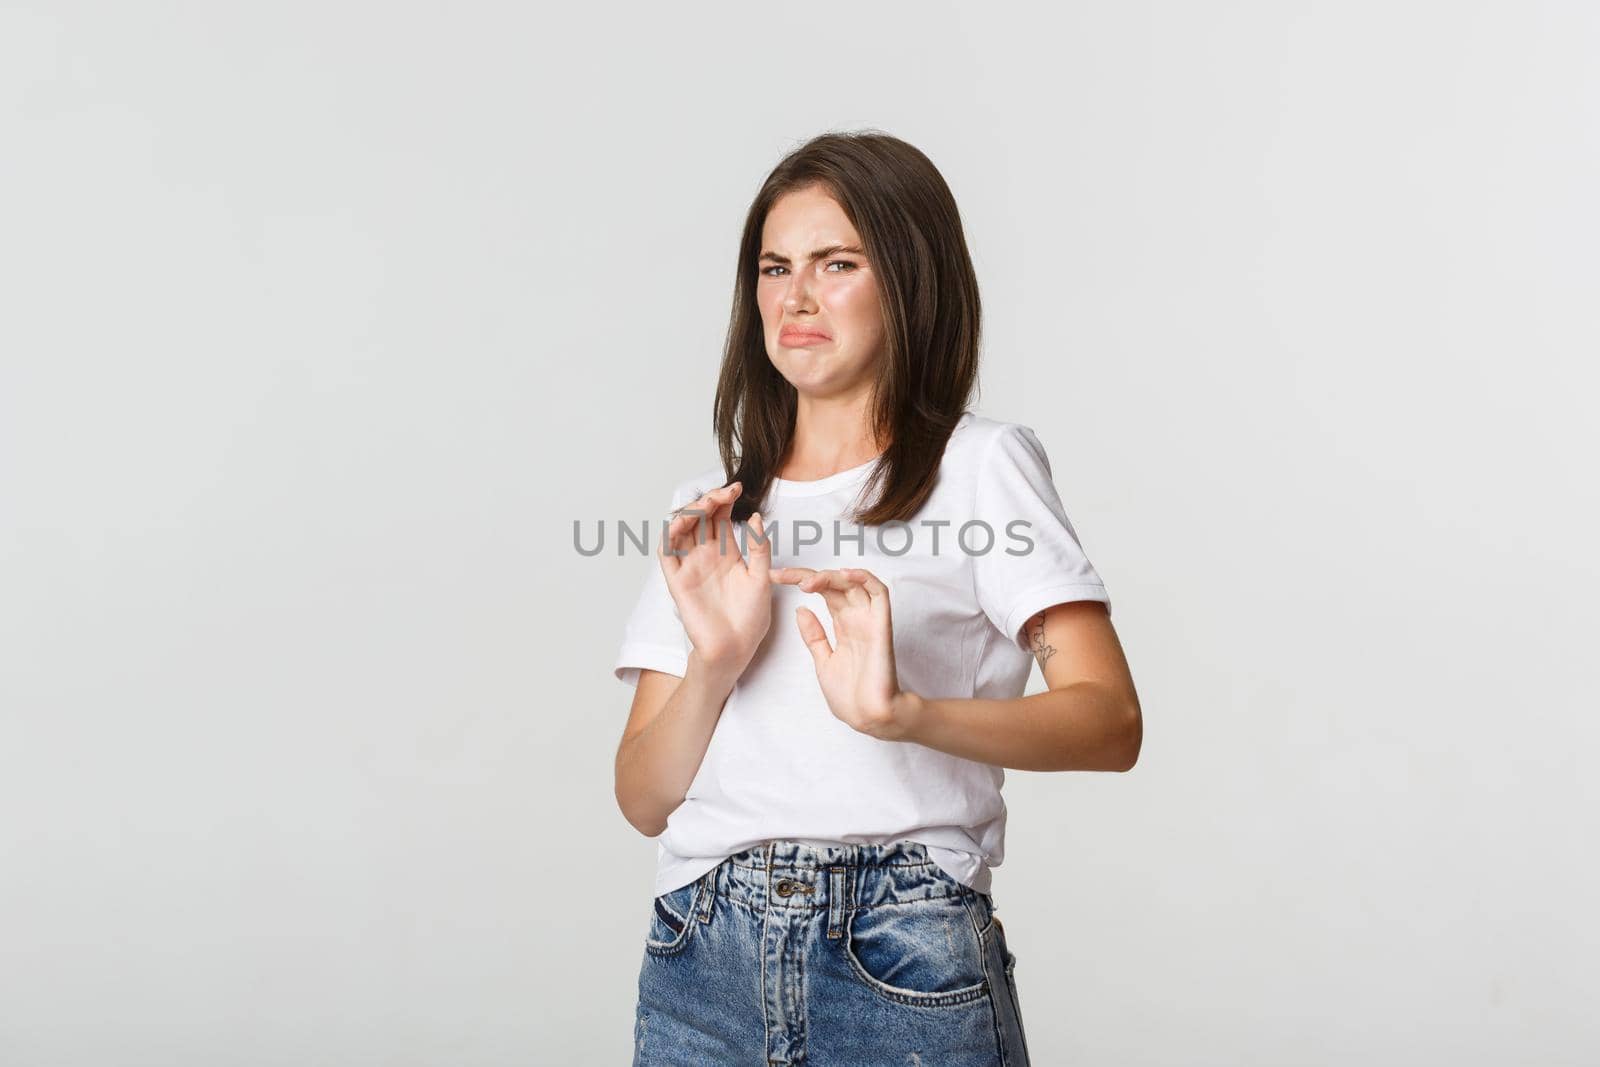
[770,566,911,740]
[657,482,774,682]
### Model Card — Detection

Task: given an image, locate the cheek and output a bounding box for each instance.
[756,285,782,321]
[828,280,882,340]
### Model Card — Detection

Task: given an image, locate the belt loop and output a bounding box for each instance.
[827,865,846,940]
[696,865,716,923]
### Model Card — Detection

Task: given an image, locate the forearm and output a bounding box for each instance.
[892,683,1140,772]
[614,651,741,835]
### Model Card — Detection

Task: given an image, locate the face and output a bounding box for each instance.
[756,185,885,399]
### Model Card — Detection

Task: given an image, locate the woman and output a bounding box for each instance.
[612,131,1142,1065]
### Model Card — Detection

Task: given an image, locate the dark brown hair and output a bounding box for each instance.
[712,129,982,525]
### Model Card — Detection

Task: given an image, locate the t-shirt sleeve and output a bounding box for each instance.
[611,483,694,687]
[972,423,1112,652]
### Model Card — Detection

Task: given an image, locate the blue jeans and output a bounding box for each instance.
[632,839,1033,1065]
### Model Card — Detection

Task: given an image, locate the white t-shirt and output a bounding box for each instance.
[612,410,1112,897]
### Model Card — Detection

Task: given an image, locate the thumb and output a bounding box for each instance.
[795,606,832,670]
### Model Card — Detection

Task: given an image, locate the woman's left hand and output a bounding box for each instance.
[770,566,916,740]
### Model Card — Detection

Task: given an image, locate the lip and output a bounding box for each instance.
[780,327,831,347]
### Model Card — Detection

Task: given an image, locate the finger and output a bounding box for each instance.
[843,567,888,600]
[800,569,868,612]
[803,568,863,594]
[708,487,745,560]
[708,482,742,527]
[796,571,856,617]
[657,527,680,578]
[696,480,740,507]
[842,568,888,616]
[745,511,772,576]
[820,586,861,616]
[796,568,833,592]
[770,566,817,586]
[671,482,741,530]
[709,513,735,556]
[658,507,702,573]
[665,483,742,553]
[664,505,712,551]
[795,606,832,669]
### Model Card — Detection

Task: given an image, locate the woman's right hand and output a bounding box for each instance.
[657,481,774,681]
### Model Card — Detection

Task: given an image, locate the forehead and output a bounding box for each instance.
[760,186,860,246]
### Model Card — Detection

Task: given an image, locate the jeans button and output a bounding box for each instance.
[775,879,794,897]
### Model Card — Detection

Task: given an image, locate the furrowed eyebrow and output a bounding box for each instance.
[758,243,865,266]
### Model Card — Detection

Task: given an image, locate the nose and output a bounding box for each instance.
[782,271,816,313]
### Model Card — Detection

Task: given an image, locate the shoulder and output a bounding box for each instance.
[944,411,1044,470]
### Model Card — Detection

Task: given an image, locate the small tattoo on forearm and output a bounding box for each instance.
[1027,613,1056,668]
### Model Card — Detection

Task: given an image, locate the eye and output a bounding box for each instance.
[825,260,858,272]
[760,265,787,277]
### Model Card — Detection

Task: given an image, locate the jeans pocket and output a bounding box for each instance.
[644,878,701,957]
[842,895,990,1008]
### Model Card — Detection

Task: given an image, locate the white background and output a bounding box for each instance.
[2,2,1596,1064]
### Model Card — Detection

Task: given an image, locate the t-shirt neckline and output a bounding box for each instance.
[768,454,881,498]
[766,412,974,498]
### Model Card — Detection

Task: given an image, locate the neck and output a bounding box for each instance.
[781,393,887,480]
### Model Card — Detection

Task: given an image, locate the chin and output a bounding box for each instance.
[771,354,825,377]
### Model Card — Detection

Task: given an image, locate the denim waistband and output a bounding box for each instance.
[693,839,991,924]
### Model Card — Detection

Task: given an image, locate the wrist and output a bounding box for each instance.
[885,689,928,742]
[687,647,746,691]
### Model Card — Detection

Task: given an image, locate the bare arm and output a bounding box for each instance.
[613,654,742,837]
[612,481,773,836]
[893,600,1142,772]
[771,568,1140,773]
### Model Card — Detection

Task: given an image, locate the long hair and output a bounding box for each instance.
[713,130,983,526]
